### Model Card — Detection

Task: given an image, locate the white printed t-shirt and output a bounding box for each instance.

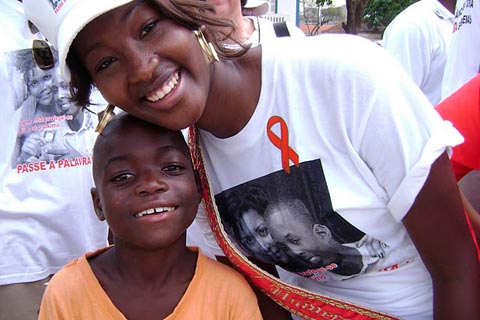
[195,34,462,319]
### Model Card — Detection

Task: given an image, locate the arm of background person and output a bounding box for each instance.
[403,152,480,319]
[216,256,292,320]
[459,188,480,243]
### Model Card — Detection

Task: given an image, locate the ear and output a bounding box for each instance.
[313,224,331,241]
[90,187,105,221]
[193,169,203,204]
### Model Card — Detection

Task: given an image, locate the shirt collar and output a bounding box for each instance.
[432,0,454,21]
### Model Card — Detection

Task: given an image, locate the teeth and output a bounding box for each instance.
[134,207,175,218]
[146,72,179,102]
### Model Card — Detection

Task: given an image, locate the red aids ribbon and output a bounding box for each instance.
[266,116,299,173]
[187,125,399,320]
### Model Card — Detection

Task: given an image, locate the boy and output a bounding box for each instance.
[38,113,262,320]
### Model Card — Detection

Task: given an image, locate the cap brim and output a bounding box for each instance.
[57,0,132,81]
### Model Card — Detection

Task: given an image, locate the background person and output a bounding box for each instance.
[25,0,480,319]
[0,1,108,319]
[440,0,480,225]
[441,0,480,98]
[208,0,304,47]
[382,0,456,105]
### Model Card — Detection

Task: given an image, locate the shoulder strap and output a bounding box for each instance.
[273,21,290,37]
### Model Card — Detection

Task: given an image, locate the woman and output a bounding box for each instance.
[25,0,480,319]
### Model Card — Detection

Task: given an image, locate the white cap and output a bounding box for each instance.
[23,0,133,81]
[243,0,269,16]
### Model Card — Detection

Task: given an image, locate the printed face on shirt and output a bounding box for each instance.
[27,65,54,108]
[72,0,212,131]
[91,114,201,249]
[239,208,290,264]
[265,199,336,267]
[53,69,80,117]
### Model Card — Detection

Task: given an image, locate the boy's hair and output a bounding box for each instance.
[92,113,194,179]
[67,0,248,107]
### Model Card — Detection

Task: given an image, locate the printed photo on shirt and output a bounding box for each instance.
[6,48,95,169]
[215,159,388,281]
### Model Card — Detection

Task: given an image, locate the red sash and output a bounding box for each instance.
[188,126,399,320]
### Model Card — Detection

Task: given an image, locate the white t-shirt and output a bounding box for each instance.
[0,0,108,285]
[195,34,462,318]
[441,0,480,99]
[382,0,454,105]
[186,15,304,258]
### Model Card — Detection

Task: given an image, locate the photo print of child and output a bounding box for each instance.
[215,160,388,281]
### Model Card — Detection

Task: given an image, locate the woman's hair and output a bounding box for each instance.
[67,0,248,107]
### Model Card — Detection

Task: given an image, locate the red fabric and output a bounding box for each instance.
[436,75,480,181]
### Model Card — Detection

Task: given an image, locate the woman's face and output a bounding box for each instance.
[27,66,54,107]
[239,209,290,264]
[73,1,212,130]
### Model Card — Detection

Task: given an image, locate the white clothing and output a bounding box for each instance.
[0,0,108,286]
[382,0,454,105]
[186,15,304,259]
[196,34,462,318]
[441,0,480,99]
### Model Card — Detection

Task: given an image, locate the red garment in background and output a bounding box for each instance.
[436,74,480,181]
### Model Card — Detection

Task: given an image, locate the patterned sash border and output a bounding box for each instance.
[188,126,400,320]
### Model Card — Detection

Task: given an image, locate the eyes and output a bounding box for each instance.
[28,74,52,88]
[109,163,187,184]
[257,225,270,238]
[139,20,157,39]
[94,19,159,73]
[286,234,301,245]
[241,236,256,247]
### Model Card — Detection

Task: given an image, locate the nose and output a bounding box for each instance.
[126,46,160,85]
[134,168,168,196]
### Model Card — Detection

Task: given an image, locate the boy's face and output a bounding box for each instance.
[265,201,334,267]
[91,116,201,249]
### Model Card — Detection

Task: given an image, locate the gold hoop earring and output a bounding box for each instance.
[193,29,219,63]
[95,104,116,133]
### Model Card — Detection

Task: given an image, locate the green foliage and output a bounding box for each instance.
[315,0,333,6]
[364,0,418,28]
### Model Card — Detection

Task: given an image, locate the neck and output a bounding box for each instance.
[101,238,196,287]
[439,0,456,14]
[197,46,262,138]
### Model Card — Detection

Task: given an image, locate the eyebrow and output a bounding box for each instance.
[120,0,149,24]
[103,145,187,169]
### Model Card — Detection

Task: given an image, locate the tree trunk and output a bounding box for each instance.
[342,0,370,34]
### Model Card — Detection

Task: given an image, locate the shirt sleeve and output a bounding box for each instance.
[356,54,463,221]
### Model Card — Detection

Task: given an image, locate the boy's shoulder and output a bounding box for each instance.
[47,246,110,290]
[194,249,257,290]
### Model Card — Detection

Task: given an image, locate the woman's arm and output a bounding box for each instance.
[403,152,480,319]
